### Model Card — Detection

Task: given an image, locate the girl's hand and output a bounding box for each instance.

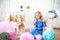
[42,17,48,22]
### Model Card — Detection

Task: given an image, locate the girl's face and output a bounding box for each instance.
[35,13,42,19]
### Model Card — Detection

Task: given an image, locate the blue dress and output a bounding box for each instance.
[31,20,46,37]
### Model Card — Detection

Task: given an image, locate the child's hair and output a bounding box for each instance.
[33,11,43,23]
[34,11,42,20]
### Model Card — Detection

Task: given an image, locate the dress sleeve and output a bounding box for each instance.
[43,22,46,27]
[34,22,37,25]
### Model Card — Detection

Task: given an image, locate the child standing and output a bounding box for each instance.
[31,11,46,37]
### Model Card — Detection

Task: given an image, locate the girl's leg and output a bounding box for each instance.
[34,37,36,40]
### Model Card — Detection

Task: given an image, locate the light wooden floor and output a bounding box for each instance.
[54,28,60,40]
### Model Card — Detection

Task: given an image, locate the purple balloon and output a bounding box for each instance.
[20,32,34,40]
[0,21,13,34]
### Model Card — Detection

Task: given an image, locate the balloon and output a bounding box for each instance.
[35,35,42,40]
[6,29,16,40]
[20,32,34,40]
[43,29,55,40]
[0,21,13,34]
[0,32,11,40]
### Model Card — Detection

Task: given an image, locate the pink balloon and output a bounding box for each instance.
[6,29,16,40]
[0,21,13,34]
[36,35,42,40]
[20,32,34,40]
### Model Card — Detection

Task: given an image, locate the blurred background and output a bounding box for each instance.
[0,0,60,28]
[0,0,60,40]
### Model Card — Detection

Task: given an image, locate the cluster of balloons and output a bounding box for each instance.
[0,21,16,40]
[20,32,42,40]
[0,21,55,40]
[20,29,55,40]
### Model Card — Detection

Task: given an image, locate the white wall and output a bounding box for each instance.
[9,0,53,14]
[54,0,60,15]
[0,0,10,21]
[53,0,60,28]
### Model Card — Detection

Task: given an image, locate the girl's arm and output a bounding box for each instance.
[32,19,37,29]
[32,22,36,29]
[43,21,47,31]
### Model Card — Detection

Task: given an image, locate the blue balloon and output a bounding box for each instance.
[43,29,55,40]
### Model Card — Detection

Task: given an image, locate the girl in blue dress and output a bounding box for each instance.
[31,11,46,37]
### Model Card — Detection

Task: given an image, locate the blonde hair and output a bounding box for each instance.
[35,11,42,20]
[33,11,42,23]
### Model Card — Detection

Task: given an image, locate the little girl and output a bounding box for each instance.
[31,11,46,37]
